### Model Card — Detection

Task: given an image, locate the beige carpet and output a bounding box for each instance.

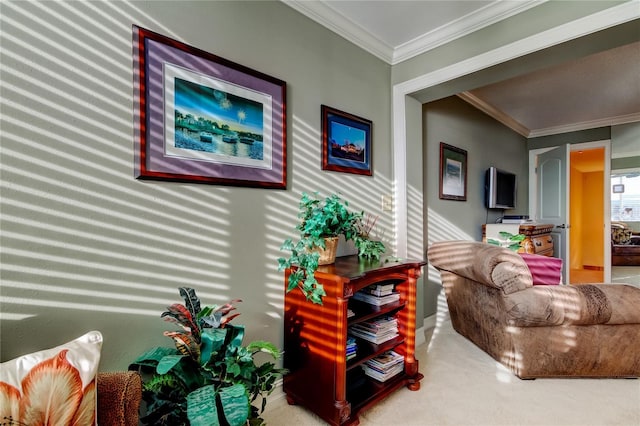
[263,305,640,425]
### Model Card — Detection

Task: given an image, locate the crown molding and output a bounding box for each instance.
[283,0,394,63]
[392,0,545,65]
[458,92,640,138]
[528,113,640,138]
[396,1,640,95]
[457,92,530,137]
[284,0,545,65]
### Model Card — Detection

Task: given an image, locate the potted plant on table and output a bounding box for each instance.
[129,287,287,426]
[278,192,386,305]
[487,231,526,252]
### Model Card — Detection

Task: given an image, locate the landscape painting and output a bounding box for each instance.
[321,105,372,176]
[164,64,272,169]
[439,142,467,201]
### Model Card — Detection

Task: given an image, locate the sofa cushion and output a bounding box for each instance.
[0,331,103,425]
[520,253,562,285]
[503,284,640,327]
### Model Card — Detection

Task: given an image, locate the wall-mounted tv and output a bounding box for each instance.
[485,167,517,209]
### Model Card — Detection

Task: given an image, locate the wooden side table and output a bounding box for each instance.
[482,223,554,256]
[283,255,425,426]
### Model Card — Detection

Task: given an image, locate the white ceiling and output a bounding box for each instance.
[284,1,640,137]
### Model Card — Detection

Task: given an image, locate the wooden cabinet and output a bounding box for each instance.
[519,224,554,256]
[283,255,425,426]
[482,223,554,256]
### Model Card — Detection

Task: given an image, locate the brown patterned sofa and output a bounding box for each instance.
[97,371,142,426]
[611,222,640,266]
[427,240,640,379]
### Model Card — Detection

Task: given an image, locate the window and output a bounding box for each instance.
[611,172,640,221]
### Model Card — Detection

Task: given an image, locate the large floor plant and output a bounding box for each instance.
[129,288,287,426]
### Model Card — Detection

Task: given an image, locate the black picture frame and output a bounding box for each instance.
[439,142,467,201]
[612,184,625,193]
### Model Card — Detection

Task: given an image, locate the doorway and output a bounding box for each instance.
[529,141,611,284]
[611,169,640,286]
[570,147,607,283]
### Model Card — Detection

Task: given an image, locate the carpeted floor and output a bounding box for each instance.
[263,303,640,426]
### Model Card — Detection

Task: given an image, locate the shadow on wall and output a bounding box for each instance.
[0,1,397,372]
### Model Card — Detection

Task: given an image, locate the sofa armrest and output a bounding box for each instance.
[97,371,142,426]
[428,240,532,294]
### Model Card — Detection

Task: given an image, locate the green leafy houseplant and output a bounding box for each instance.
[129,287,287,426]
[278,192,386,305]
[487,231,526,252]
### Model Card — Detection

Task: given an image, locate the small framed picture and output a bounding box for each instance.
[321,105,372,176]
[439,142,467,201]
[612,184,625,193]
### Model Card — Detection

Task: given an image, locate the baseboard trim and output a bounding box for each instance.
[583,265,604,271]
[423,314,437,330]
[416,314,438,347]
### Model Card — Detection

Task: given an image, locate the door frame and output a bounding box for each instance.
[528,140,611,283]
[392,3,636,259]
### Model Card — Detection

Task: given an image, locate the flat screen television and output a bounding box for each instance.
[485,167,517,209]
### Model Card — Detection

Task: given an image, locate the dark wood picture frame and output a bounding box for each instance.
[439,142,467,201]
[133,26,287,189]
[321,105,372,176]
[612,184,625,193]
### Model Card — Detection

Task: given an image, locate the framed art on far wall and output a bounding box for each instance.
[321,105,372,176]
[132,25,287,189]
[439,142,467,201]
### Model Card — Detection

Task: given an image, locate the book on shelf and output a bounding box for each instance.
[360,282,396,297]
[349,329,398,344]
[362,350,405,382]
[372,282,395,291]
[348,317,399,344]
[352,291,400,306]
[346,336,357,361]
[362,363,404,382]
[366,350,404,369]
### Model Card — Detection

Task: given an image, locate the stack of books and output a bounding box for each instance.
[362,350,404,382]
[346,336,357,361]
[352,283,400,306]
[348,316,399,344]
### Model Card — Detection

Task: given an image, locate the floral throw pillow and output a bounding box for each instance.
[0,331,103,426]
[611,226,632,245]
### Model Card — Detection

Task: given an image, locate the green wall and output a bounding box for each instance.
[421,97,528,317]
[2,0,637,371]
[0,1,392,371]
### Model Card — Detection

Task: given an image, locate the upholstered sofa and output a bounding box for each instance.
[611,221,640,266]
[427,240,640,379]
[97,371,142,426]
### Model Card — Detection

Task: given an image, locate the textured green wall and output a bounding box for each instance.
[0,0,391,371]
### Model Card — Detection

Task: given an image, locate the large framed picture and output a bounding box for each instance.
[321,105,372,176]
[439,142,467,201]
[133,26,287,188]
